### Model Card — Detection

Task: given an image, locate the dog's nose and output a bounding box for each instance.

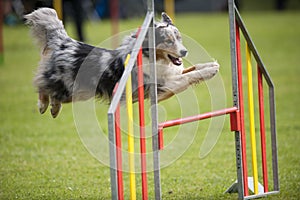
[180,50,188,57]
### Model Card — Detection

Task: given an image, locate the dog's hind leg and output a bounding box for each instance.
[50,97,62,118]
[38,92,49,114]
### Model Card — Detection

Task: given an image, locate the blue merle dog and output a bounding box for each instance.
[25,8,219,118]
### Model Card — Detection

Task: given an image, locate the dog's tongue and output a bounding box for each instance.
[169,55,182,66]
[173,57,182,65]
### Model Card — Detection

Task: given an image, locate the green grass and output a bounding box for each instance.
[1,11,300,199]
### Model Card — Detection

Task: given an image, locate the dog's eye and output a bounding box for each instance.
[166,39,173,45]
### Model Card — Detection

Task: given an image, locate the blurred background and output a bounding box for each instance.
[2,0,300,26]
[1,0,300,43]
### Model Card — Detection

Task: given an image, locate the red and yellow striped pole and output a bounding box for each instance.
[246,43,259,194]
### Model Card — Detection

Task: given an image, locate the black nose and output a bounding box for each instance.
[180,50,188,57]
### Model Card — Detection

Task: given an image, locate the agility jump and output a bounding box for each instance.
[107,0,279,200]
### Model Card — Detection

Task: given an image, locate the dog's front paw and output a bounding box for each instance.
[196,61,220,80]
[195,61,220,71]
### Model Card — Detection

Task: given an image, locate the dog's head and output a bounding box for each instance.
[154,13,188,66]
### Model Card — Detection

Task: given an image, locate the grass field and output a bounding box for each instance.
[1,11,300,199]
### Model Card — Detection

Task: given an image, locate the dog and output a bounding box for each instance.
[25,8,219,118]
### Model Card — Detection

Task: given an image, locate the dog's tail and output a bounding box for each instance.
[24,8,68,51]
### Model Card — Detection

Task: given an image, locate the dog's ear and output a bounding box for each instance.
[161,12,173,25]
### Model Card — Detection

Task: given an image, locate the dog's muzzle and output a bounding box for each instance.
[168,54,183,66]
[168,49,188,66]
